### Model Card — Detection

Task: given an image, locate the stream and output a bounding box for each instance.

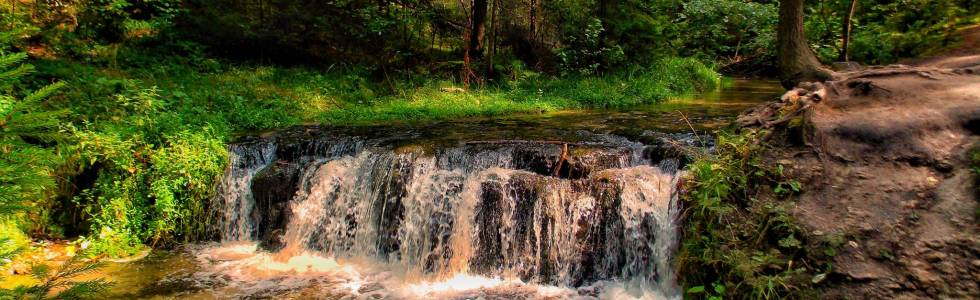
[96,79,783,299]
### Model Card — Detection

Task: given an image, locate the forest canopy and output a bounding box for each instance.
[8,0,979,75]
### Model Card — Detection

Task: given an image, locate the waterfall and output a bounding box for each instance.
[210,134,684,297]
[213,140,277,241]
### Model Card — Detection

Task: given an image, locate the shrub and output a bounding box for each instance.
[678,130,835,299]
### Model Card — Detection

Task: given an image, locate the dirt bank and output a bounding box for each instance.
[735,46,979,298]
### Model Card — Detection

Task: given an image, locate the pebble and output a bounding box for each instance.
[811,273,827,284]
[925,252,947,262]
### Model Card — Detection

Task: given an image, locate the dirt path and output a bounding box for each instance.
[738,46,979,298]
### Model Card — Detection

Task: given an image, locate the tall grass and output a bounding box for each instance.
[316,57,721,124]
[42,56,719,128]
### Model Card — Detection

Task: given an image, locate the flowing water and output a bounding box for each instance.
[96,79,782,299]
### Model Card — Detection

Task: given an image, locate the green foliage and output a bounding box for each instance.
[60,81,230,253]
[687,281,727,300]
[806,0,979,64]
[0,41,110,287]
[72,128,228,252]
[678,0,778,62]
[556,18,625,75]
[0,249,112,300]
[679,130,834,299]
[0,51,65,229]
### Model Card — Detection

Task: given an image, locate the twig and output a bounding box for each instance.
[553,143,569,176]
[677,111,705,146]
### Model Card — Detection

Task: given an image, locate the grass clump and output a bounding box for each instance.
[678,129,838,299]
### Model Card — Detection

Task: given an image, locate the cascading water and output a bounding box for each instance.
[206,130,691,299]
[212,140,277,241]
[87,79,783,300]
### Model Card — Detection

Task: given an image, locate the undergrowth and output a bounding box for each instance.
[678,129,841,299]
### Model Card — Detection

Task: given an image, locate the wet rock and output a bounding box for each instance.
[251,162,302,249]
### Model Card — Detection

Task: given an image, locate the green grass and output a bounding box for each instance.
[39,56,719,130]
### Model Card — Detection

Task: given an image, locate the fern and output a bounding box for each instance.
[0,51,66,213]
[0,24,110,300]
[25,254,113,300]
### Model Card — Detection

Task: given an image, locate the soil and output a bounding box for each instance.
[738,27,980,299]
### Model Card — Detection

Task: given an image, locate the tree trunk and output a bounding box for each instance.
[778,0,832,89]
[487,0,499,77]
[838,0,858,62]
[529,0,537,42]
[469,0,488,59]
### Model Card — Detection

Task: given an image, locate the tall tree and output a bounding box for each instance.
[777,0,832,88]
[469,0,488,58]
[839,0,859,62]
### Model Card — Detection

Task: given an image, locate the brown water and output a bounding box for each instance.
[92,79,782,300]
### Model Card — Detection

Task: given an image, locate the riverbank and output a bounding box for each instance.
[678,49,979,298]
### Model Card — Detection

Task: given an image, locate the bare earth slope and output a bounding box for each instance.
[737,43,979,298]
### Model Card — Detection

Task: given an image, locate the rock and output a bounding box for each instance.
[812,88,827,101]
[831,61,862,71]
[440,87,466,93]
[908,261,940,285]
[11,262,30,275]
[925,252,947,263]
[846,266,883,280]
[812,273,827,284]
